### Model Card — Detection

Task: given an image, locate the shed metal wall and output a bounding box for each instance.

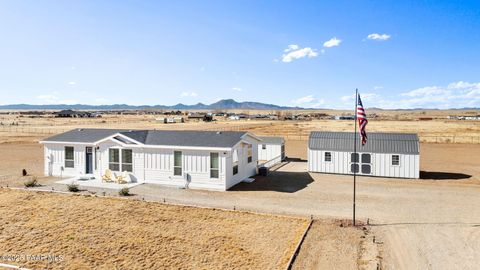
[308,148,419,178]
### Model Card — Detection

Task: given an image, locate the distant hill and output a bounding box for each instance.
[0,99,302,110]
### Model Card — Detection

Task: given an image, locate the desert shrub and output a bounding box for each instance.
[67,183,80,192]
[118,187,130,196]
[24,177,38,187]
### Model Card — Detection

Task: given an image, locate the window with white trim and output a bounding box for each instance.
[109,149,120,171]
[233,164,238,175]
[121,149,133,172]
[392,155,400,166]
[210,153,219,178]
[324,152,332,162]
[262,144,266,150]
[65,146,74,168]
[174,151,182,176]
[247,144,252,163]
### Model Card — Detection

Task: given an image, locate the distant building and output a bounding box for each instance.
[334,115,355,120]
[308,131,420,179]
[156,117,184,124]
[448,115,480,120]
[53,110,100,118]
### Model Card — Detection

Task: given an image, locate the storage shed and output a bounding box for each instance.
[258,136,285,167]
[308,131,419,178]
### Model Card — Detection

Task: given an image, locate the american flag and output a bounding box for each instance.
[357,93,368,145]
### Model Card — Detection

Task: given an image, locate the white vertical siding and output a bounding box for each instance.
[257,143,283,166]
[43,135,260,190]
[43,143,89,177]
[308,148,419,179]
[143,149,227,191]
[226,136,259,189]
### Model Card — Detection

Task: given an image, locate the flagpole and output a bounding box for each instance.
[353,88,358,226]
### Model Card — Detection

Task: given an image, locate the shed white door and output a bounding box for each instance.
[350,153,372,175]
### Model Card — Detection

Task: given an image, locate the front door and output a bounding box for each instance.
[85,147,93,174]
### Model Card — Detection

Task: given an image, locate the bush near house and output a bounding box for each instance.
[23,177,38,187]
[67,183,79,192]
[119,187,130,196]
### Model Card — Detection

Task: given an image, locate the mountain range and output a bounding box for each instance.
[0,99,303,110]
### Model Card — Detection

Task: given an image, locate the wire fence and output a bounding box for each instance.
[0,126,71,134]
[1,125,480,144]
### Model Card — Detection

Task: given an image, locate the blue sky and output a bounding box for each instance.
[1,0,479,109]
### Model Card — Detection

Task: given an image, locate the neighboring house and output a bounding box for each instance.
[156,117,185,123]
[53,110,100,118]
[308,131,420,179]
[258,136,285,167]
[334,115,355,120]
[40,129,261,191]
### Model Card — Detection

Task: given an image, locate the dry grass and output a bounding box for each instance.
[1,110,480,144]
[0,189,308,269]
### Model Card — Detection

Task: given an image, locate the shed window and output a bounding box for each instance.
[233,164,238,175]
[262,144,266,150]
[361,153,371,164]
[324,152,332,162]
[109,149,120,171]
[121,149,133,172]
[351,163,359,173]
[392,155,400,166]
[210,153,219,178]
[65,146,74,168]
[174,151,182,176]
[247,144,252,163]
[351,153,359,163]
[361,164,371,174]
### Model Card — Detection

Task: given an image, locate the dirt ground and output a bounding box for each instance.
[0,189,308,269]
[292,220,370,270]
[1,115,480,269]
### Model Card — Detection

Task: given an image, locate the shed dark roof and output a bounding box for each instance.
[259,136,285,144]
[42,129,249,148]
[309,131,419,154]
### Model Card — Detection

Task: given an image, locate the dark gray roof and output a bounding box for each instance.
[42,128,248,148]
[309,131,419,154]
[43,129,125,143]
[259,136,285,144]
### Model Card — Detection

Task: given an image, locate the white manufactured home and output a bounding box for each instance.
[257,136,285,167]
[40,129,261,191]
[308,131,420,179]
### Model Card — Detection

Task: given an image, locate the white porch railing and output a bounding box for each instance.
[258,155,283,168]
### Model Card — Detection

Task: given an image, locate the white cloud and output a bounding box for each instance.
[232,87,242,92]
[323,37,341,48]
[291,95,325,108]
[340,93,382,104]
[37,94,59,104]
[180,91,198,97]
[36,94,77,104]
[373,86,383,90]
[94,97,108,104]
[338,81,480,109]
[367,33,391,41]
[68,81,76,85]
[281,44,318,63]
[292,95,315,104]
